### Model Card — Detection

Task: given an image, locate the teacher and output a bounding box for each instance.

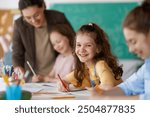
[12,0,74,81]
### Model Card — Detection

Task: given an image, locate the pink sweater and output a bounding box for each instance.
[53,54,75,78]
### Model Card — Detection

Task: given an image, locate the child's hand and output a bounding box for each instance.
[32,75,44,83]
[86,85,103,97]
[57,80,70,92]
[43,76,51,82]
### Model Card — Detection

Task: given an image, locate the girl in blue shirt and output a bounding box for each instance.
[89,0,150,100]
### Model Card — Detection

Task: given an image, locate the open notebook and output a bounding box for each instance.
[22,83,90,100]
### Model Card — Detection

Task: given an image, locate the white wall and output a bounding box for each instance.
[0,0,143,9]
[119,60,143,81]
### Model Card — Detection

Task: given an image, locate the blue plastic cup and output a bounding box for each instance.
[6,84,22,100]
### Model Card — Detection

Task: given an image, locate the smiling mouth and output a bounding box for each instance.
[57,47,63,51]
[137,50,143,56]
[79,54,88,57]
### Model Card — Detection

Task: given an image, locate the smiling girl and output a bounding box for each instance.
[32,24,75,82]
[58,23,123,91]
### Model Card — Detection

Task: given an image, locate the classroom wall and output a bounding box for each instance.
[0,0,143,9]
[50,3,138,59]
[49,2,143,81]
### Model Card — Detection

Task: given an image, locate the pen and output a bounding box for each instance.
[26,61,36,76]
[9,65,13,77]
[57,74,70,93]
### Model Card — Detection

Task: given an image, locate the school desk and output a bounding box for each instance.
[23,83,90,100]
[0,78,90,100]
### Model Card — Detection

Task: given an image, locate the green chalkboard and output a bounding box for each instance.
[50,3,138,59]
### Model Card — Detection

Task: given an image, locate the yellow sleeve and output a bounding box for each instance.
[65,71,78,86]
[96,61,115,86]
[65,71,91,88]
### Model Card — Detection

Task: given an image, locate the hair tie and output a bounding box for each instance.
[88,23,93,26]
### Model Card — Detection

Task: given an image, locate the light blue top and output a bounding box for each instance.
[118,58,150,100]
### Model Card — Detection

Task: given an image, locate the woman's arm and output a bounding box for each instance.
[88,86,139,100]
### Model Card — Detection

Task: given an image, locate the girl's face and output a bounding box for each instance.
[50,31,72,56]
[123,28,150,59]
[75,33,98,65]
[22,6,45,28]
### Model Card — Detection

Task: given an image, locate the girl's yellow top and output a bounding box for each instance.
[65,60,122,88]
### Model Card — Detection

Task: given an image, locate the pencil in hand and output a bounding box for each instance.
[57,74,70,93]
[26,61,36,76]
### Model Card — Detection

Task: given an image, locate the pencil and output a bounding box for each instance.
[51,95,75,99]
[57,74,70,93]
[26,61,36,76]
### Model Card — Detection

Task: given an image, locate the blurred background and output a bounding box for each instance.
[0,0,143,80]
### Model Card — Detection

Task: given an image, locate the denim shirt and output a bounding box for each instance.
[118,58,150,100]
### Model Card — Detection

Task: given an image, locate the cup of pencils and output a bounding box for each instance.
[6,83,22,100]
[1,65,22,100]
[1,65,31,100]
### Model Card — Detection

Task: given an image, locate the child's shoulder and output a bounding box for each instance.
[96,60,109,70]
[96,60,107,65]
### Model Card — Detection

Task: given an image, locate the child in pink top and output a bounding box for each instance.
[32,24,75,82]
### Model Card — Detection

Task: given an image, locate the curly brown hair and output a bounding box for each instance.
[73,23,123,86]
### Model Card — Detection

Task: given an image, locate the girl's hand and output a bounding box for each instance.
[86,85,103,97]
[32,75,44,83]
[57,80,70,92]
[43,76,51,82]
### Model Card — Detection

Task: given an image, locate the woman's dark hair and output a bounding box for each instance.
[19,0,46,11]
[123,0,150,34]
[49,24,75,48]
[74,23,123,86]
